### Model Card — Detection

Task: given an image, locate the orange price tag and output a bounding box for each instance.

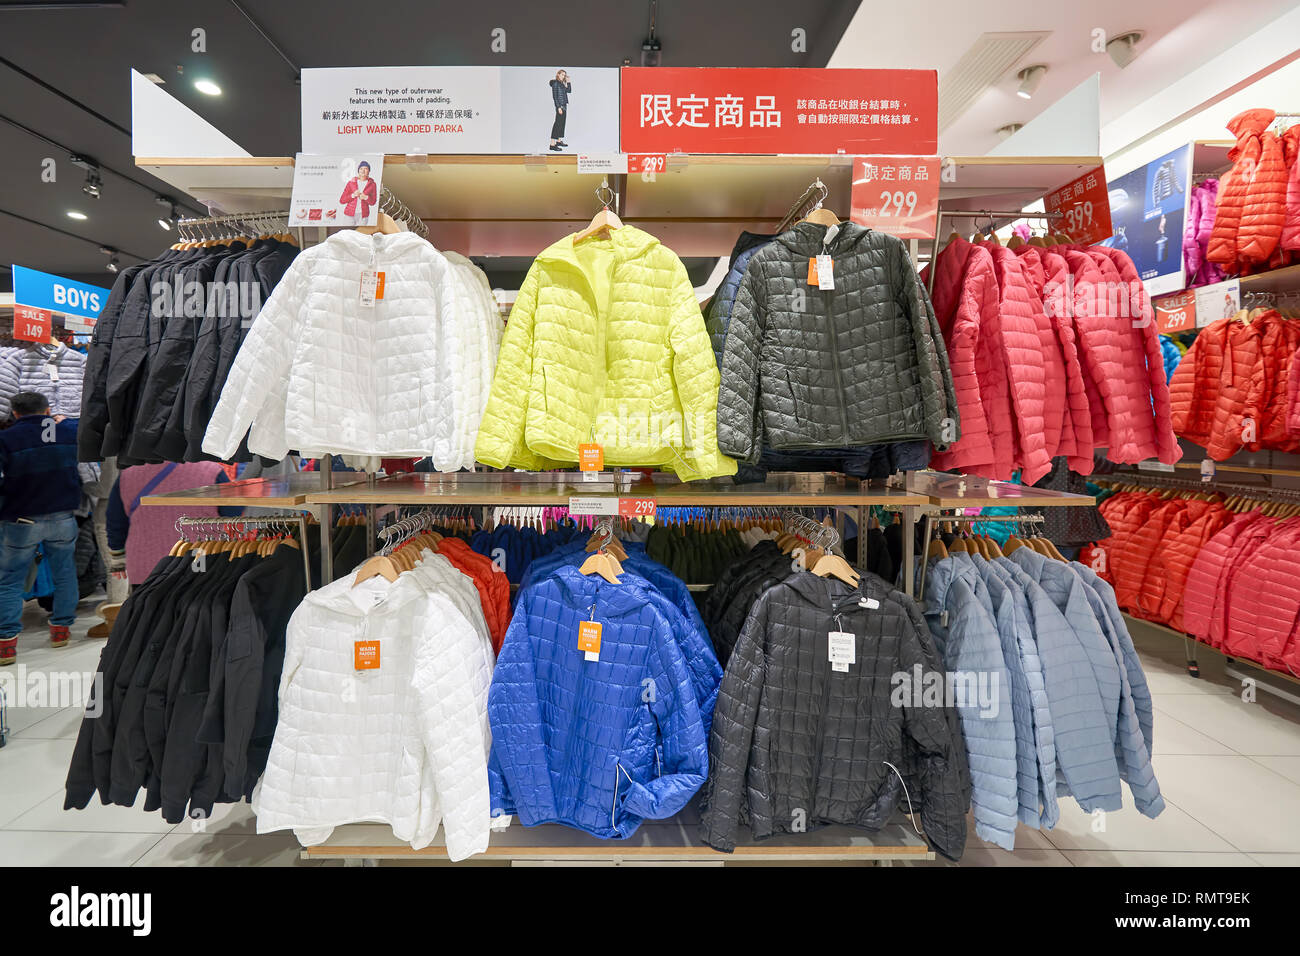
[374,271,385,300]
[579,443,604,472]
[354,640,380,670]
[577,620,602,655]
[807,257,819,286]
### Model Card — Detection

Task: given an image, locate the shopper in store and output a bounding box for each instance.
[548,69,571,151]
[104,460,239,598]
[0,391,82,664]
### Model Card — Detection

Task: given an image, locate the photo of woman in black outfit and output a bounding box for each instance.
[549,70,571,151]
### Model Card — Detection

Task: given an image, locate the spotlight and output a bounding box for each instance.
[100,246,119,273]
[82,169,102,199]
[106,256,119,274]
[996,123,1024,141]
[66,210,88,221]
[1016,65,1048,100]
[1106,31,1144,69]
[155,195,178,230]
[194,78,222,96]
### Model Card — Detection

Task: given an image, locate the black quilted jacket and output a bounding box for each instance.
[700,571,970,859]
[716,222,959,463]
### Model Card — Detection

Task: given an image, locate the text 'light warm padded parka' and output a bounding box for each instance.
[473,226,735,480]
[716,222,958,463]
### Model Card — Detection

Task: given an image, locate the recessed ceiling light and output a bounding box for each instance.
[143,72,166,85]
[194,79,222,96]
[1016,65,1048,99]
[66,210,88,220]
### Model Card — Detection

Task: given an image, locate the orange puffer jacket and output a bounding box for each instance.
[1250,311,1300,453]
[1114,498,1190,613]
[1156,502,1233,633]
[1168,316,1264,459]
[1097,491,1159,586]
[1232,517,1300,668]
[1283,125,1300,253]
[1208,109,1288,271]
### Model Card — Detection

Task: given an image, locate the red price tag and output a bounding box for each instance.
[849,156,940,239]
[13,305,51,343]
[1155,291,1196,333]
[618,497,657,519]
[1043,165,1113,246]
[626,153,667,175]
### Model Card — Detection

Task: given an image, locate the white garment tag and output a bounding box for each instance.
[583,650,600,662]
[859,597,880,610]
[828,631,856,668]
[816,254,835,290]
[823,223,841,245]
[45,363,59,382]
[489,814,512,830]
[359,269,380,307]
[832,661,849,673]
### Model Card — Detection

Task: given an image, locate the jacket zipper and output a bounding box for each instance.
[821,266,849,442]
[807,628,835,823]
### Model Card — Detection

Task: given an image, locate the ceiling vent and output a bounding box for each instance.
[939,31,1050,131]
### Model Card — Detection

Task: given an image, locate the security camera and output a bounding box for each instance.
[1106,31,1143,69]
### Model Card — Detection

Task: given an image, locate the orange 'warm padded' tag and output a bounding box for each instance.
[374,271,385,300]
[355,640,380,670]
[807,257,819,286]
[579,443,604,472]
[578,620,602,654]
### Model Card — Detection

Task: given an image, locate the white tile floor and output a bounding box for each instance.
[2,601,1298,866]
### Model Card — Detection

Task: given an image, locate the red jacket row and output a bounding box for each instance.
[1169,309,1300,459]
[1207,108,1300,276]
[926,237,1179,483]
[1084,490,1300,676]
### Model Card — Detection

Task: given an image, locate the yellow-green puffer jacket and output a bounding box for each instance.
[475,226,736,480]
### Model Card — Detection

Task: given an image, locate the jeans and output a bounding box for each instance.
[0,511,79,637]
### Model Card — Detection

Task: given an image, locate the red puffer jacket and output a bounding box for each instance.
[1192,511,1271,650]
[1250,311,1300,453]
[1169,316,1264,459]
[1016,245,1094,473]
[926,238,1010,477]
[1114,497,1189,613]
[1289,344,1300,439]
[1096,491,1159,586]
[1132,497,1207,620]
[1059,248,1111,448]
[980,242,1052,484]
[1283,125,1300,253]
[1156,501,1233,632]
[1181,511,1264,641]
[1208,109,1288,271]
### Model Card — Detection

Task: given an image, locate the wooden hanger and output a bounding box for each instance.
[811,552,861,587]
[353,553,400,585]
[585,524,627,561]
[926,536,949,560]
[356,211,401,236]
[1003,534,1026,555]
[1007,233,1025,250]
[578,549,623,584]
[574,179,623,244]
[801,206,840,228]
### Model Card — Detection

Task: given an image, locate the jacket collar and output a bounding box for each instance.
[535,224,662,269]
[306,569,429,618]
[776,220,874,257]
[327,229,432,262]
[781,569,891,613]
[547,564,658,617]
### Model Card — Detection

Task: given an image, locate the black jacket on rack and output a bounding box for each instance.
[700,571,970,860]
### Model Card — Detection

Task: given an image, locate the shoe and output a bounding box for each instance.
[557,140,568,147]
[549,145,562,151]
[50,625,71,648]
[87,621,111,639]
[0,636,15,666]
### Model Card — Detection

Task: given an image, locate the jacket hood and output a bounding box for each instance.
[775,220,879,257]
[536,224,663,268]
[924,555,983,609]
[1227,108,1277,139]
[547,563,659,618]
[326,229,433,262]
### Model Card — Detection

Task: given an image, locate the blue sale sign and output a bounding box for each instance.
[11,264,110,329]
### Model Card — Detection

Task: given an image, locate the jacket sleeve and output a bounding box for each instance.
[668,262,736,480]
[699,597,769,852]
[617,611,708,821]
[475,265,541,469]
[897,242,959,450]
[486,591,552,818]
[715,263,766,463]
[412,598,491,859]
[201,257,306,461]
[0,351,21,420]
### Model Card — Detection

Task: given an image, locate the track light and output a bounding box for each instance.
[1106,31,1144,69]
[996,123,1024,141]
[100,246,119,273]
[106,257,119,274]
[1016,65,1048,100]
[82,168,102,199]
[155,195,178,230]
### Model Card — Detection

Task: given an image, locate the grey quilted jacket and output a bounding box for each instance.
[716,222,958,463]
[700,571,969,859]
[0,343,87,419]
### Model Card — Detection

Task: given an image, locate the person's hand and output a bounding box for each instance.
[558,107,564,114]
[53,414,66,423]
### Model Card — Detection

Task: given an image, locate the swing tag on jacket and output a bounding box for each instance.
[808,256,834,289]
[578,443,604,473]
[828,631,855,672]
[45,363,59,382]
[359,270,385,306]
[354,640,380,670]
[578,620,602,661]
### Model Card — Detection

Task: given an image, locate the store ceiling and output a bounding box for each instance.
[0,0,859,289]
[830,0,1300,156]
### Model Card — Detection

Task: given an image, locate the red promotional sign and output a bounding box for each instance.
[618,497,657,519]
[1043,165,1112,245]
[850,156,941,239]
[13,304,51,343]
[1154,290,1197,334]
[626,153,667,176]
[620,68,937,155]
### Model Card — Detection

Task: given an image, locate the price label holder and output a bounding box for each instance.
[618,497,657,519]
[569,496,619,517]
[578,619,602,662]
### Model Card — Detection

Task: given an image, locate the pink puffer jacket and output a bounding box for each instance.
[979,243,1052,483]
[926,238,1015,477]
[1289,345,1300,438]
[1182,511,1269,648]
[1019,244,1095,473]
[1233,517,1300,668]
[1058,248,1111,448]
[1084,246,1181,465]
[1282,125,1300,252]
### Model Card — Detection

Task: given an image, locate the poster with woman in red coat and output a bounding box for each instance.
[338,159,378,225]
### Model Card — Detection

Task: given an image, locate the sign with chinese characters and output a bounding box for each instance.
[1194,278,1240,327]
[849,156,941,239]
[301,66,621,155]
[1102,143,1192,298]
[1154,290,1196,334]
[289,153,384,227]
[620,68,936,155]
[11,264,109,336]
[1042,166,1113,246]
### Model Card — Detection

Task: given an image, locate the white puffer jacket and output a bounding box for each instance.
[202,231,479,468]
[443,251,504,470]
[252,568,494,859]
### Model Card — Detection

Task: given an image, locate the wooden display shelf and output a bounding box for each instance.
[1238,263,1300,294]
[305,471,929,508]
[907,472,1095,508]
[139,474,363,508]
[300,816,932,865]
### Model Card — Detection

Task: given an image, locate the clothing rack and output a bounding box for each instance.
[176,209,291,242]
[377,186,428,238]
[925,209,1065,295]
[174,513,313,592]
[915,511,1046,603]
[776,178,830,232]
[1097,473,1300,502]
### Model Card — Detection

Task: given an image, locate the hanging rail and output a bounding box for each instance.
[914,511,1046,602]
[926,209,1064,295]
[174,513,313,591]
[776,178,829,232]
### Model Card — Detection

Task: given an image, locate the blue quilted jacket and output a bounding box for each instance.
[518,541,722,734]
[1159,334,1182,383]
[487,565,708,838]
[703,233,776,365]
